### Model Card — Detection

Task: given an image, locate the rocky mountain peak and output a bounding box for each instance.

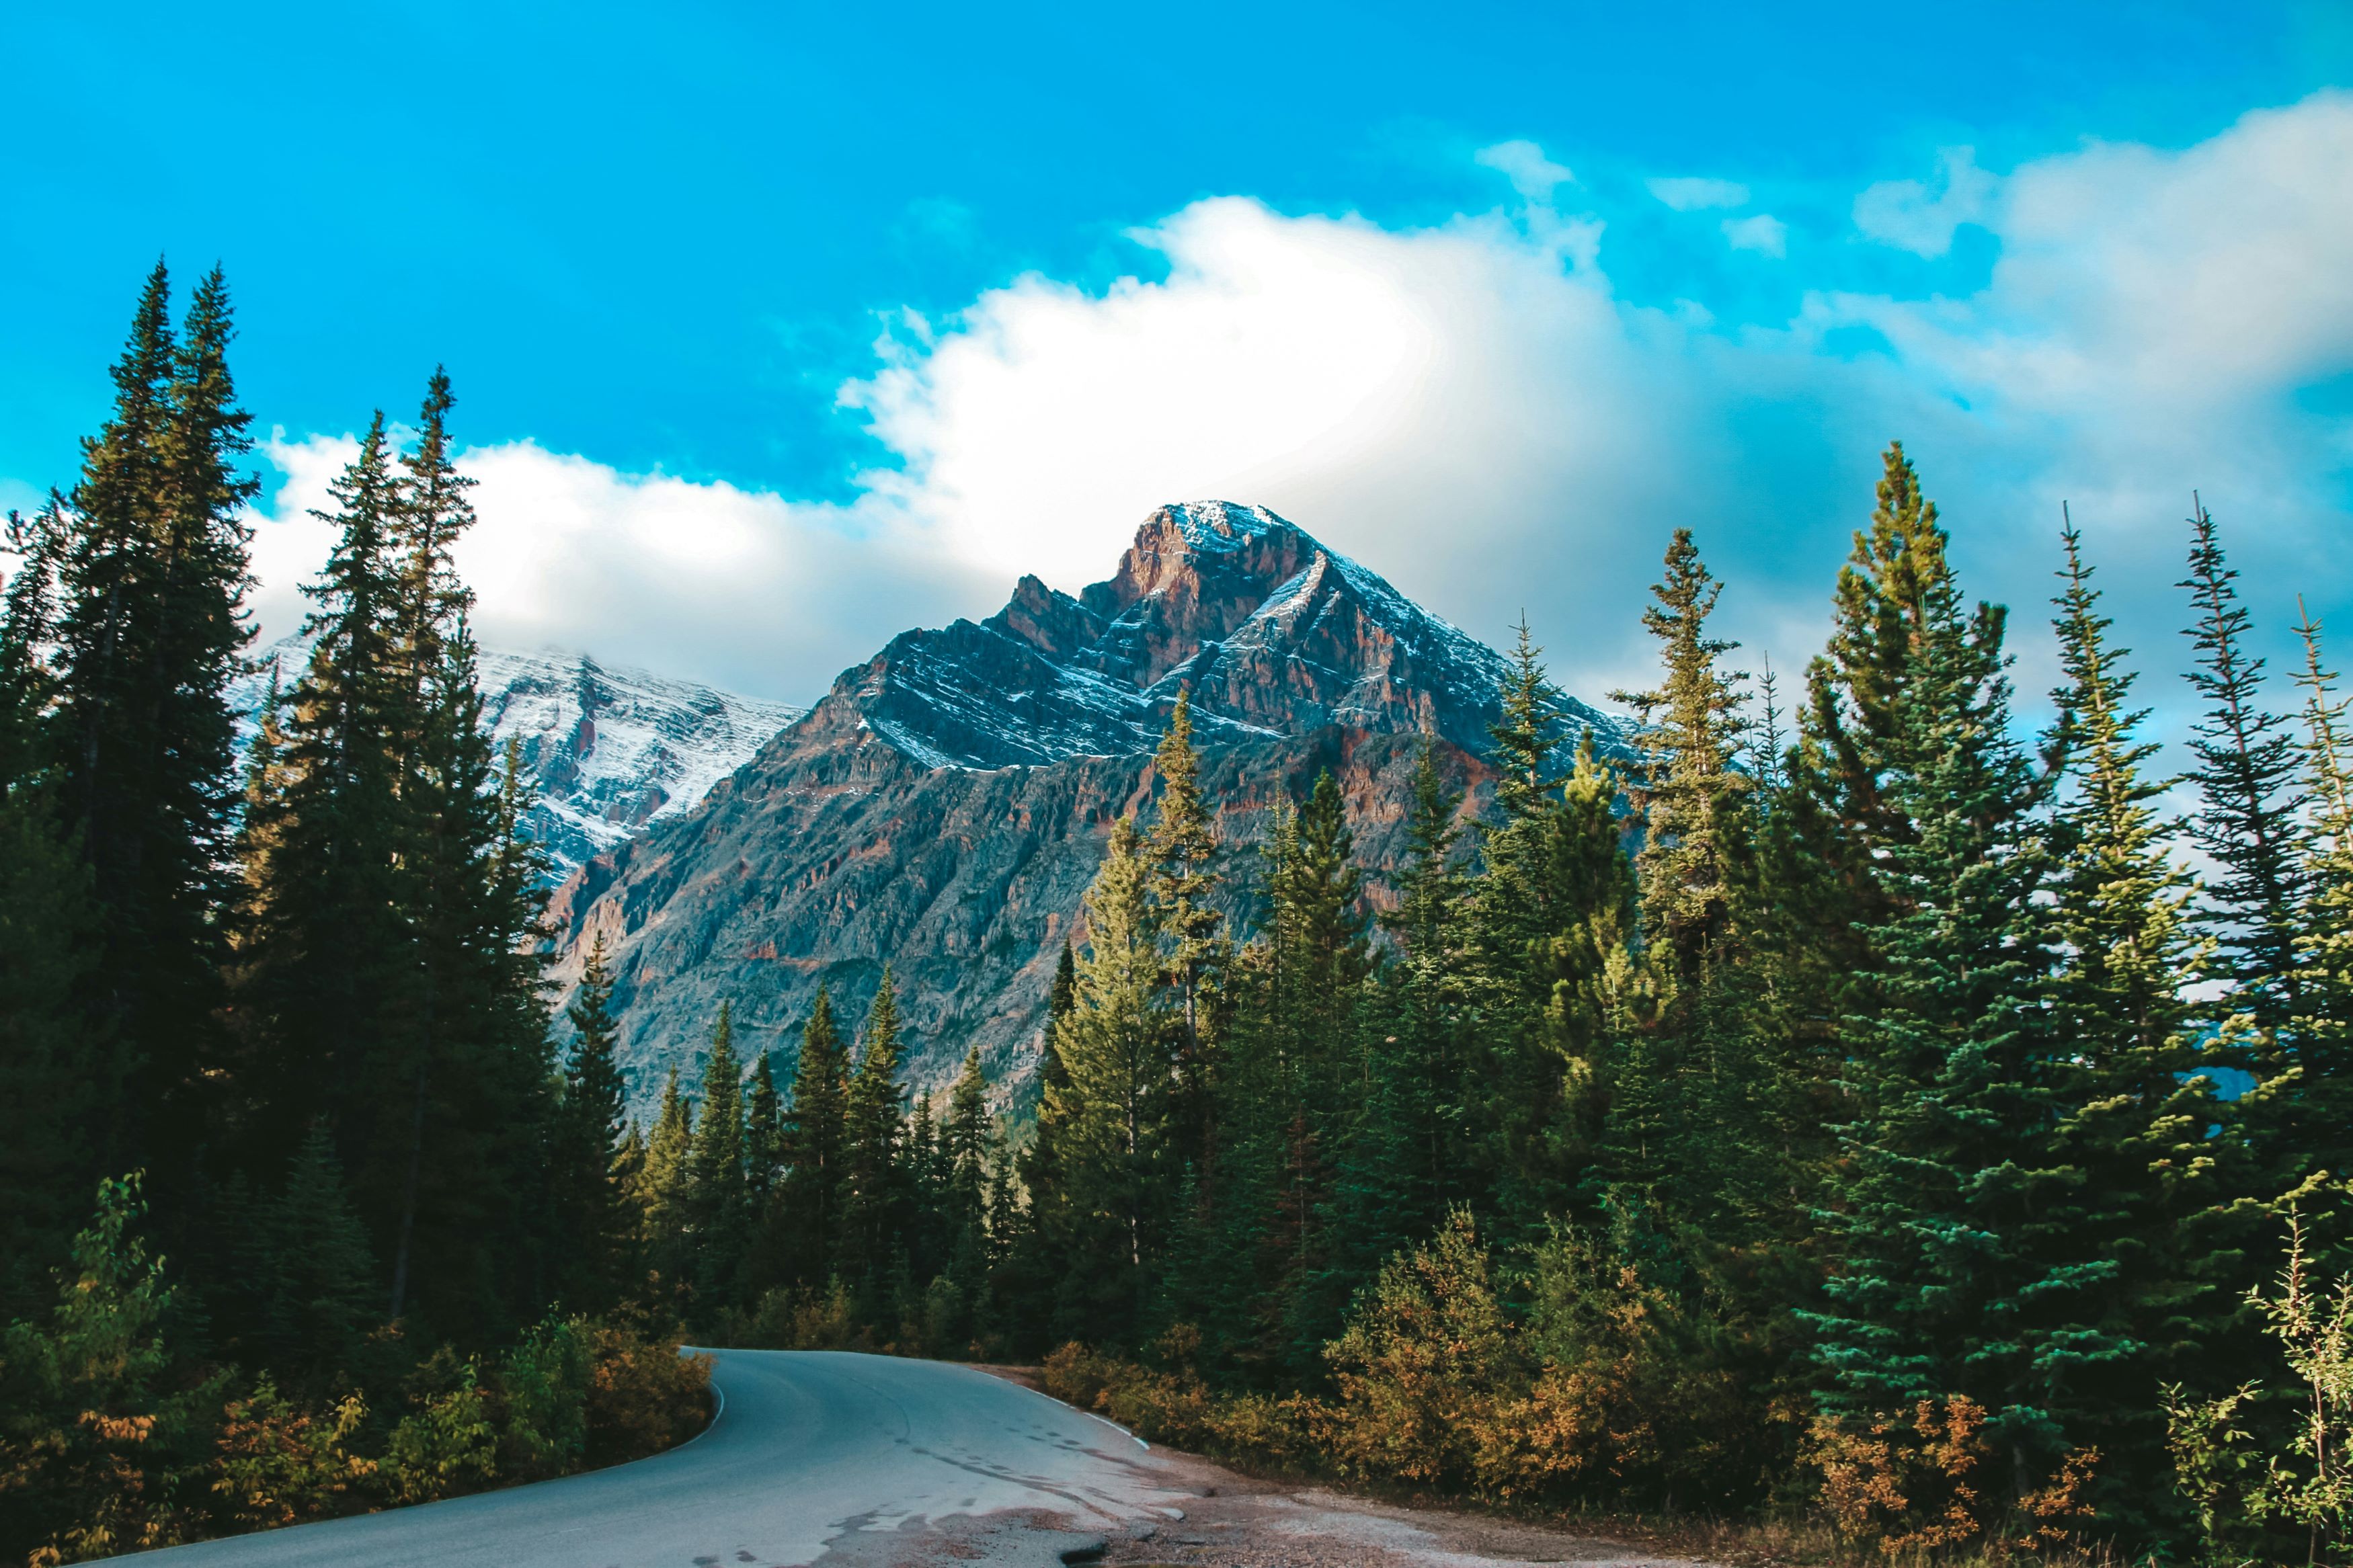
[779,500,1590,774]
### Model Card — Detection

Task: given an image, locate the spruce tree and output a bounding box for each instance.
[745,1052,783,1202]
[689,1003,749,1310]
[1802,458,2078,1499]
[2179,497,2311,1037]
[231,1121,378,1385]
[1043,816,1171,1342]
[1147,690,1225,1168]
[780,989,850,1288]
[639,1065,696,1288]
[0,502,106,1313]
[840,971,908,1305]
[2038,520,2232,1514]
[2286,607,2353,1205]
[50,263,255,1183]
[1613,528,1748,978]
[552,935,633,1309]
[229,413,407,1167]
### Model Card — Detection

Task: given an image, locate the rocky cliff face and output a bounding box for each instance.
[234,638,803,881]
[544,501,1620,1117]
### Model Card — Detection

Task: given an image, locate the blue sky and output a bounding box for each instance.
[4,1,2350,716]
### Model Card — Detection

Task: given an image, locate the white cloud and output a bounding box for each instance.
[1721,213,1788,256]
[1853,147,1998,256]
[250,435,989,700]
[1648,176,1749,211]
[237,94,2353,715]
[1474,140,1576,202]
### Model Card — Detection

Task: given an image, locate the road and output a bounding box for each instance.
[133,1350,1194,1568]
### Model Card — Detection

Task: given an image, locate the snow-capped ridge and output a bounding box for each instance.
[231,636,802,880]
[794,499,1618,772]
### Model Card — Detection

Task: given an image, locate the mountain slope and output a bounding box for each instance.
[233,638,803,880]
[545,501,1621,1116]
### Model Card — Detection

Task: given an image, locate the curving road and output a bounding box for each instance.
[133,1351,1195,1567]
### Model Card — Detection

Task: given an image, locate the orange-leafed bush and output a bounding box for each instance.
[1804,1397,2098,1553]
[582,1317,712,1469]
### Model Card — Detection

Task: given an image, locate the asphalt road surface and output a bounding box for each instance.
[132,1350,1193,1568]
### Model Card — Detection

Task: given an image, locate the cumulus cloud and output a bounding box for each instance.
[1648,176,1749,211]
[241,95,2353,716]
[1853,147,1998,256]
[249,435,990,700]
[1721,213,1788,256]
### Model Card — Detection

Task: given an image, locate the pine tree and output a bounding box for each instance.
[1148,690,1226,1170]
[551,935,633,1309]
[0,502,106,1313]
[840,971,908,1305]
[1802,459,2076,1498]
[1613,528,1749,978]
[1044,816,1171,1342]
[2038,519,2233,1514]
[689,1003,749,1310]
[231,1121,378,1385]
[2180,496,2311,1038]
[780,989,850,1289]
[639,1065,696,1287]
[2286,606,2353,1204]
[50,263,255,1185]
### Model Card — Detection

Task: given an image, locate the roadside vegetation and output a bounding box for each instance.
[0,268,709,1565]
[662,452,2353,1563]
[7,264,2352,1565]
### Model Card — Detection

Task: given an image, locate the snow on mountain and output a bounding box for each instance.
[814,499,1619,773]
[231,637,803,880]
[545,499,1626,1118]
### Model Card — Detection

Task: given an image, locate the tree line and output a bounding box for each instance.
[640,449,2353,1559]
[0,267,705,1565]
[6,265,2351,1563]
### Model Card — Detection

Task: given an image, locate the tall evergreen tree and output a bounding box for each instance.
[840,972,908,1303]
[780,989,850,1288]
[639,1065,696,1287]
[0,502,106,1313]
[1043,816,1171,1341]
[2038,519,2232,1518]
[1613,528,1749,978]
[1147,690,1225,1169]
[50,263,255,1183]
[2179,496,2309,1035]
[689,1004,749,1309]
[551,935,633,1309]
[1802,457,2078,1499]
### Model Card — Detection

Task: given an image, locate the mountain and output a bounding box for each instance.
[232,638,803,880]
[543,501,1622,1118]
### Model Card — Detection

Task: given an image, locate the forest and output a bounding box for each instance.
[5,267,2351,1565]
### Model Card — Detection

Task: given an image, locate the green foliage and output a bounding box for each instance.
[0,1175,225,1565]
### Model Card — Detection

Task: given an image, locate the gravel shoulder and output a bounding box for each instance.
[963,1366,1718,1568]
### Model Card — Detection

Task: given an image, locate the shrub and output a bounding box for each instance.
[210,1380,375,1530]
[493,1319,591,1482]
[581,1317,711,1469]
[1320,1208,1524,1494]
[0,1175,223,1566]
[379,1357,497,1505]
